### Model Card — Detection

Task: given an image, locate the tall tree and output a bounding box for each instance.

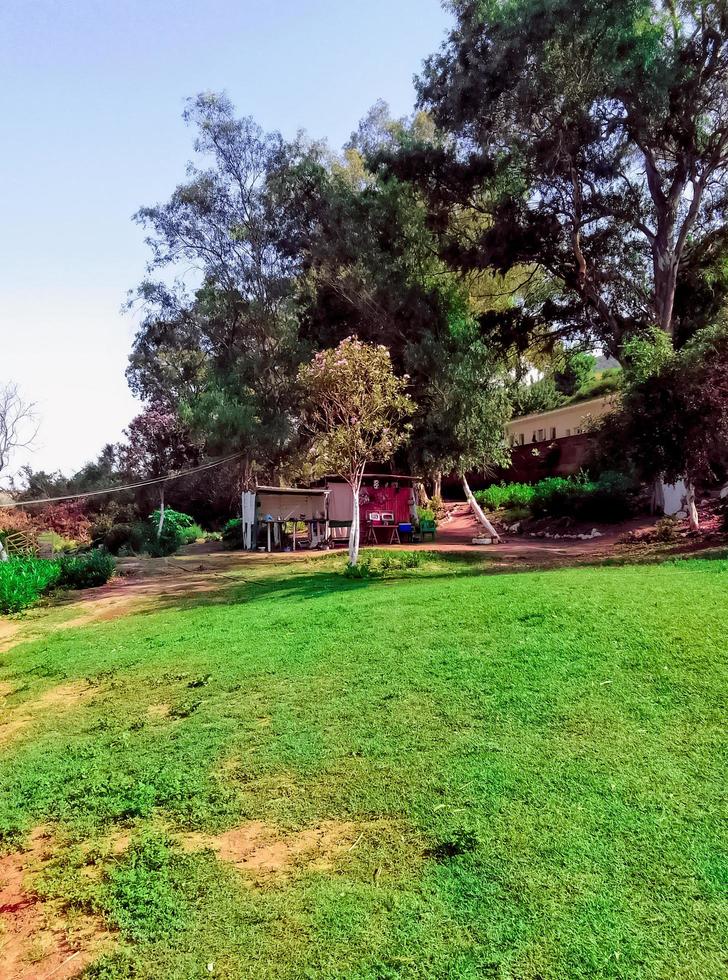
[389,0,728,358]
[129,94,307,484]
[299,338,414,566]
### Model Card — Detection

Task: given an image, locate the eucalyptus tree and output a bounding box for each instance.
[129,93,308,485]
[385,0,728,358]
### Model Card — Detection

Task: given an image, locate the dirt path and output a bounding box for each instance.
[1,516,723,656]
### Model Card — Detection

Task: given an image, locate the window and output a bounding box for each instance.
[565,428,571,437]
[537,428,545,441]
[550,427,557,440]
[519,433,525,446]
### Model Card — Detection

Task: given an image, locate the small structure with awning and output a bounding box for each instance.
[241,486,330,552]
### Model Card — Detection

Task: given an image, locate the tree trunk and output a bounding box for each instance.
[685,480,699,531]
[414,481,428,508]
[462,473,501,542]
[348,485,361,566]
[432,471,442,500]
[0,538,8,562]
[157,485,165,540]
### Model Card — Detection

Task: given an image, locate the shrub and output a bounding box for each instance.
[0,557,61,614]
[36,503,91,542]
[103,523,148,556]
[417,506,438,526]
[147,509,203,550]
[530,477,583,517]
[575,471,636,522]
[344,558,372,579]
[146,523,185,558]
[531,472,636,522]
[222,518,244,548]
[475,483,535,511]
[58,550,116,590]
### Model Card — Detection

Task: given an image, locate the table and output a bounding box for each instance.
[365,523,401,545]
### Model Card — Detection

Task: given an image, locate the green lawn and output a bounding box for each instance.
[1,554,726,979]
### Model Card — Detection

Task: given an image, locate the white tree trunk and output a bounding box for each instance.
[0,538,8,562]
[348,486,361,566]
[685,481,699,531]
[157,486,165,540]
[432,471,442,500]
[462,474,501,542]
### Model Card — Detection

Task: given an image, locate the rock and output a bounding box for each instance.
[590,529,603,538]
[675,509,687,518]
[472,536,493,545]
[511,522,521,533]
[721,485,728,499]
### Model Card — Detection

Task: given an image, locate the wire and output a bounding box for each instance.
[0,452,245,508]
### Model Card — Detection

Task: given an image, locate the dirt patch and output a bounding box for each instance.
[179,820,361,877]
[0,828,112,980]
[146,702,171,720]
[0,681,97,746]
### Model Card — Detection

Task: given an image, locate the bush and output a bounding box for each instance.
[222,518,244,548]
[530,477,581,517]
[531,473,636,522]
[475,483,535,511]
[35,502,92,542]
[103,523,148,556]
[146,510,204,551]
[417,506,438,526]
[146,523,185,558]
[344,558,371,579]
[0,557,61,614]
[58,550,116,590]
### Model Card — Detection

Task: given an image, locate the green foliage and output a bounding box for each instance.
[221,518,244,548]
[300,338,415,485]
[416,506,437,526]
[511,376,565,416]
[568,367,622,402]
[142,509,202,556]
[554,352,596,397]
[0,556,60,613]
[475,482,535,511]
[531,472,636,522]
[615,320,728,486]
[57,550,116,590]
[343,558,372,579]
[475,473,636,522]
[103,523,148,557]
[102,834,192,941]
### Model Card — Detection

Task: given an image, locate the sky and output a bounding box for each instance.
[0,0,452,482]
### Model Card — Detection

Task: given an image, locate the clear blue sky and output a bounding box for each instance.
[0,0,451,479]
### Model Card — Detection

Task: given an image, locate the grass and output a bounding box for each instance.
[1,553,727,978]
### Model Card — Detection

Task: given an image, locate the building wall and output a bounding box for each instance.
[506,395,616,448]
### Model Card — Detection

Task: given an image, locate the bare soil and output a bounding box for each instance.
[0,829,112,980]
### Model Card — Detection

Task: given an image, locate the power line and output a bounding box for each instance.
[0,452,245,508]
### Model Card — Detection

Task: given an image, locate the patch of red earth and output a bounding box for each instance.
[0,829,111,980]
[179,820,364,878]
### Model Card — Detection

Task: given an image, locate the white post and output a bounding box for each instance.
[462,473,501,542]
[267,522,271,553]
[0,538,8,562]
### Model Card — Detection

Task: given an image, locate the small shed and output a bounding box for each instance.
[241,486,330,552]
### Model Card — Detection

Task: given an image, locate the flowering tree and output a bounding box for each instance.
[121,404,200,537]
[299,338,414,565]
